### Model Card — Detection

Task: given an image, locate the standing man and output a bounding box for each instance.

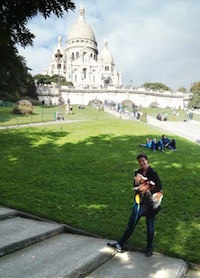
[107,153,163,257]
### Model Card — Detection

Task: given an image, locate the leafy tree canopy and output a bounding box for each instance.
[34,74,73,86]
[190,81,200,93]
[188,81,200,109]
[188,92,200,109]
[0,0,75,101]
[34,74,53,85]
[142,82,171,91]
[177,86,187,93]
[1,0,75,47]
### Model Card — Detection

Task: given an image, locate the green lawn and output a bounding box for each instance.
[1,105,200,126]
[0,106,55,125]
[0,105,101,126]
[0,106,200,264]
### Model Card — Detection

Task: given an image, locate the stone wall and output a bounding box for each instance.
[37,85,191,109]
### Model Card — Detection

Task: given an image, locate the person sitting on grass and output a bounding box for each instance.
[139,138,164,152]
[161,135,176,151]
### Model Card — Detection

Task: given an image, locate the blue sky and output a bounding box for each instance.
[18,0,200,90]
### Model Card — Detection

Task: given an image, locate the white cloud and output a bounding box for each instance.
[17,0,200,90]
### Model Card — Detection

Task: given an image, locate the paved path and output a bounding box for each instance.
[1,206,199,278]
[146,116,200,144]
[0,119,84,130]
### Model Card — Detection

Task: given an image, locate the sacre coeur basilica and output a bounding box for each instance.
[37,4,190,109]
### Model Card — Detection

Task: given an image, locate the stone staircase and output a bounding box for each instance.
[0,206,199,278]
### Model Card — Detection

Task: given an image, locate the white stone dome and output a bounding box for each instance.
[67,4,96,42]
[100,40,114,64]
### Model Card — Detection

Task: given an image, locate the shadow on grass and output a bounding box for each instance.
[0,127,200,263]
[0,107,18,123]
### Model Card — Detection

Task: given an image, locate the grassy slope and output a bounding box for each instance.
[1,106,200,126]
[0,106,200,263]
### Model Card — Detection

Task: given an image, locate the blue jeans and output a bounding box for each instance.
[118,205,156,249]
[151,140,163,151]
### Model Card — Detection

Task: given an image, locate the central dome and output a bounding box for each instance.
[67,5,96,42]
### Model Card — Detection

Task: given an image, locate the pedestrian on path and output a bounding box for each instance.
[107,153,163,257]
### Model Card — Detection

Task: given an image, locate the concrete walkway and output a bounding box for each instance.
[1,206,199,278]
[0,119,84,130]
[146,116,200,144]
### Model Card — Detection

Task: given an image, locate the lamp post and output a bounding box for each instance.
[55,49,64,120]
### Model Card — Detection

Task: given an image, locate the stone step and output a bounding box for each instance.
[0,207,17,220]
[0,234,115,278]
[0,217,64,257]
[86,250,188,278]
[0,206,197,278]
[186,269,200,278]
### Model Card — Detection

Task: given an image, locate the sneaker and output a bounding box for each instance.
[107,242,122,252]
[146,246,153,257]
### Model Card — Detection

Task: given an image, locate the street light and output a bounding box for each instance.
[55,49,64,120]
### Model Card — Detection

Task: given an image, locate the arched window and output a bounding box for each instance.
[72,53,74,60]
[74,69,77,82]
[93,70,95,82]
[83,68,87,79]
[83,52,87,63]
[76,52,79,59]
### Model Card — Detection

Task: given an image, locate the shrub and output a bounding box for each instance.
[13,100,33,115]
[149,101,160,108]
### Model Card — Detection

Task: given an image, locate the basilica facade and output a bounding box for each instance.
[38,4,189,109]
[43,4,122,88]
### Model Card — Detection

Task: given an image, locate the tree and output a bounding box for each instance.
[34,74,53,85]
[190,81,200,93]
[25,73,37,99]
[177,86,187,93]
[34,74,73,86]
[0,0,75,100]
[1,0,75,47]
[142,82,171,91]
[0,44,31,101]
[188,81,200,109]
[188,92,200,109]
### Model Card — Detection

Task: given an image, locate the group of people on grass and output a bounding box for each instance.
[139,134,176,152]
